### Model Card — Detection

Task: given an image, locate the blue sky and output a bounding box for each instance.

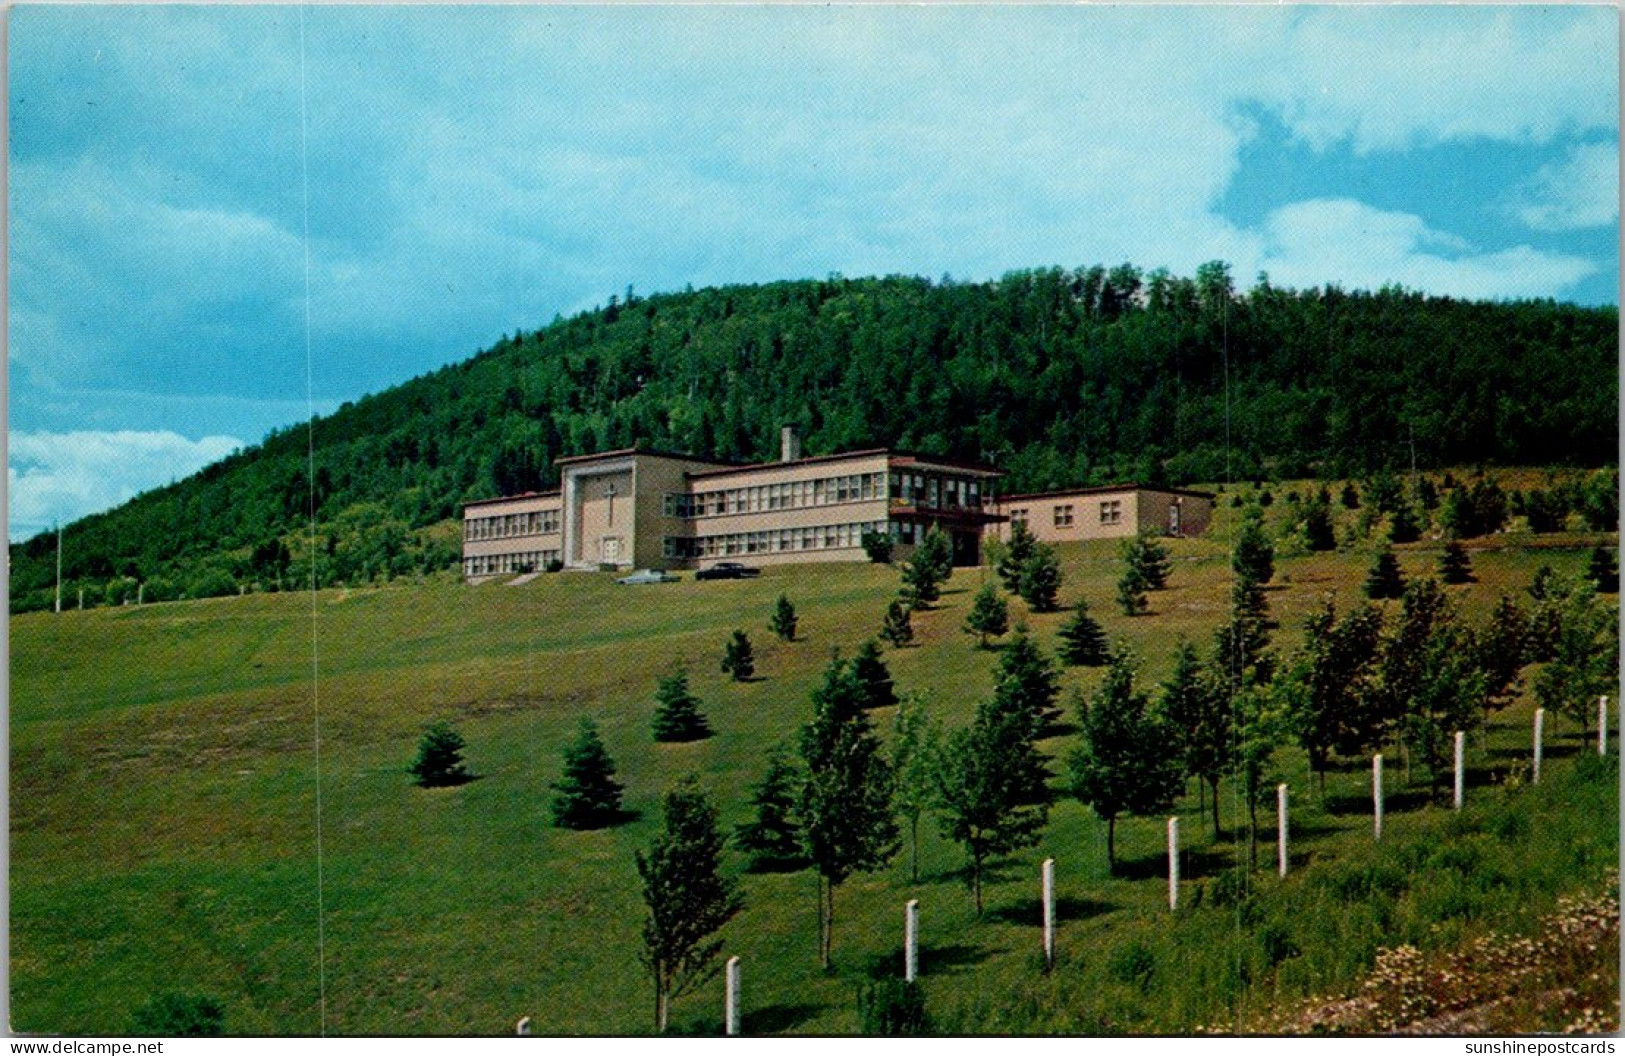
[8,5,1619,539]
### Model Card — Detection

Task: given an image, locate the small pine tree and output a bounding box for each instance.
[900,527,952,608]
[1057,601,1110,666]
[1116,566,1148,616]
[770,594,798,642]
[721,630,755,681]
[851,639,899,710]
[131,994,225,1037]
[551,719,625,829]
[1364,547,1406,600]
[735,745,804,870]
[963,580,1010,647]
[1588,545,1618,594]
[1017,544,1063,612]
[407,720,470,788]
[652,670,711,742]
[1302,500,1336,551]
[879,599,914,647]
[1438,540,1474,584]
[1389,503,1422,544]
[1123,532,1172,590]
[1232,508,1275,585]
[997,522,1038,592]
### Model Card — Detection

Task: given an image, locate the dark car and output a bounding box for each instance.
[695,561,762,581]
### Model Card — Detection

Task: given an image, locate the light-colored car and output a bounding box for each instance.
[615,568,679,585]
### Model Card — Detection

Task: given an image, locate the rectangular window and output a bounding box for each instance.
[1101,500,1122,525]
[1011,508,1028,525]
[1055,505,1075,527]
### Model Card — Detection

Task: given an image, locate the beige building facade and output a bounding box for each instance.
[989,484,1214,544]
[462,431,1213,581]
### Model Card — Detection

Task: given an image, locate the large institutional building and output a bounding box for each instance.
[461,428,1212,581]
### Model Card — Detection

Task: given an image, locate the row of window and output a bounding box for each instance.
[465,510,560,540]
[1008,500,1123,528]
[892,472,981,510]
[664,520,890,559]
[665,473,888,518]
[464,550,560,577]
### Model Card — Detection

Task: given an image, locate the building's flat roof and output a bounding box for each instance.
[685,448,1004,481]
[554,446,739,468]
[462,490,561,510]
[996,483,1217,502]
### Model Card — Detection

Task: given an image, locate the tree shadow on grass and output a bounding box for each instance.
[556,807,643,831]
[415,772,484,789]
[1115,845,1231,883]
[982,894,1113,928]
[854,941,993,981]
[741,856,810,876]
[743,1003,824,1035]
[1322,789,1427,816]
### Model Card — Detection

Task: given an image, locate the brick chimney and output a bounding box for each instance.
[780,425,801,463]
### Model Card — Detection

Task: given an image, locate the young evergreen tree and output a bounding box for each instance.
[735,745,805,871]
[652,669,711,743]
[720,630,755,681]
[1302,499,1336,551]
[1116,565,1148,616]
[798,659,899,969]
[1402,614,1488,804]
[1588,545,1618,594]
[551,719,625,829]
[1160,641,1229,838]
[407,719,470,788]
[851,638,898,711]
[636,779,743,1032]
[891,693,941,883]
[1438,540,1474,584]
[769,594,799,642]
[879,599,914,647]
[900,526,952,609]
[992,625,1063,743]
[963,580,1010,647]
[1232,507,1275,585]
[1068,650,1184,870]
[1017,542,1063,612]
[935,695,1049,913]
[997,521,1039,592]
[1364,547,1406,600]
[1389,502,1422,544]
[1056,600,1111,666]
[1122,531,1173,590]
[1232,678,1289,869]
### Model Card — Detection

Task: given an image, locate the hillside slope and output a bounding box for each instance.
[10,266,1617,610]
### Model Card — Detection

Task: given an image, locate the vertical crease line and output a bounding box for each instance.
[297,5,328,1036]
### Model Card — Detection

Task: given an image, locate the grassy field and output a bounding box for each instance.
[10,499,1618,1035]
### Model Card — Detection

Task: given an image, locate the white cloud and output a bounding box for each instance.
[1255,198,1597,299]
[1513,141,1620,232]
[7,430,242,539]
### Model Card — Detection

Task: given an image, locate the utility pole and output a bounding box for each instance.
[55,523,62,614]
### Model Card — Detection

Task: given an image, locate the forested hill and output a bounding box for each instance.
[10,265,1618,610]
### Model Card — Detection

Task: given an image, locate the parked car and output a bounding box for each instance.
[615,569,679,585]
[695,562,763,581]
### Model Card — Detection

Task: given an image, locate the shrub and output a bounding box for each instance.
[130,993,225,1036]
[1107,941,1157,992]
[407,720,470,787]
[856,979,928,1036]
[861,531,894,564]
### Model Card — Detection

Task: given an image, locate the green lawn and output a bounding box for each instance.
[10,522,1617,1035]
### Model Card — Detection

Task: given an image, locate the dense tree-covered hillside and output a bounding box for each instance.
[9,264,1617,610]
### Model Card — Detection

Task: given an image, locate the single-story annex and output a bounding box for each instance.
[461,427,1213,581]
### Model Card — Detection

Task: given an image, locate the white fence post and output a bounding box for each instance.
[724,955,741,1036]
[1533,708,1545,784]
[904,899,919,983]
[1600,696,1609,756]
[1372,754,1384,841]
[1453,731,1465,811]
[1041,858,1055,970]
[1276,784,1289,878]
[515,1017,531,1036]
[1167,817,1180,911]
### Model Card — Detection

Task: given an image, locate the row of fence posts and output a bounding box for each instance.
[513,697,1609,1035]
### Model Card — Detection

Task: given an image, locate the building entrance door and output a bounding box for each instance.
[1169,502,1182,535]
